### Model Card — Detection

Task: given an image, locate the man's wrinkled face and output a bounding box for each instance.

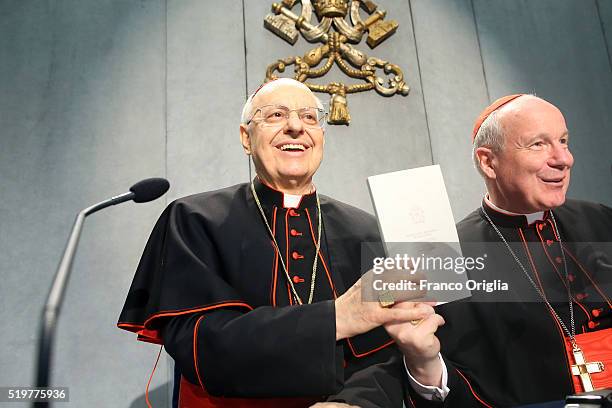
[240,83,324,191]
[491,97,574,213]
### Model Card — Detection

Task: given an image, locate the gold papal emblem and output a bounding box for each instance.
[264,0,410,125]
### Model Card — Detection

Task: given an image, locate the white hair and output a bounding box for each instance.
[240,78,324,124]
[472,110,505,176]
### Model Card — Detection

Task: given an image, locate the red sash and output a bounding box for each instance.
[178,376,323,408]
[564,328,612,392]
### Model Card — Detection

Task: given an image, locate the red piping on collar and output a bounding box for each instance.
[256,176,315,208]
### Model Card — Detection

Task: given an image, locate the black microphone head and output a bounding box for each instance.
[129,178,170,203]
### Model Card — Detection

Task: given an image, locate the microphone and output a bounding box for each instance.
[107,177,171,206]
[585,251,612,273]
[33,178,169,407]
[129,177,170,203]
[577,245,612,275]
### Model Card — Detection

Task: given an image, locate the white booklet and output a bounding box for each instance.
[367,165,459,243]
[367,165,470,303]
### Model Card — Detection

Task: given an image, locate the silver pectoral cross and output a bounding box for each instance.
[571,346,605,392]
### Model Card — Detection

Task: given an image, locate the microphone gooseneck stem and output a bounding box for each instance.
[595,259,612,272]
[33,192,135,408]
[34,211,85,407]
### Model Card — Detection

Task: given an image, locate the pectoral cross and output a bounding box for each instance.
[571,346,605,392]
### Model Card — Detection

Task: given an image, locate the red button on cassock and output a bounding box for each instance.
[555,256,563,264]
[567,273,575,282]
[289,209,300,217]
[538,223,545,231]
[290,229,302,237]
[546,239,554,246]
[292,275,304,283]
[292,251,304,260]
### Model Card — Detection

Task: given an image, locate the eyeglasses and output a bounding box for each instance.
[246,104,327,128]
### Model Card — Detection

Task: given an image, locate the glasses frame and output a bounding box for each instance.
[246,104,328,129]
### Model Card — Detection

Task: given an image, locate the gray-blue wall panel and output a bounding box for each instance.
[166,0,249,201]
[410,0,488,221]
[598,0,612,72]
[0,1,169,406]
[474,0,612,206]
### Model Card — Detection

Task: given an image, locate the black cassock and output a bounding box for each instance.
[407,199,612,407]
[118,179,405,408]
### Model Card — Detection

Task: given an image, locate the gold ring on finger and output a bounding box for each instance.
[409,319,423,326]
[378,290,395,308]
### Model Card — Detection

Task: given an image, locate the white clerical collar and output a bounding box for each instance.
[283,193,302,208]
[283,184,317,208]
[484,194,545,224]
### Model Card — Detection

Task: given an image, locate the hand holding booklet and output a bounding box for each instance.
[367,165,471,303]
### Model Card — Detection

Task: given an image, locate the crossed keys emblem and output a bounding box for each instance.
[264,0,410,125]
